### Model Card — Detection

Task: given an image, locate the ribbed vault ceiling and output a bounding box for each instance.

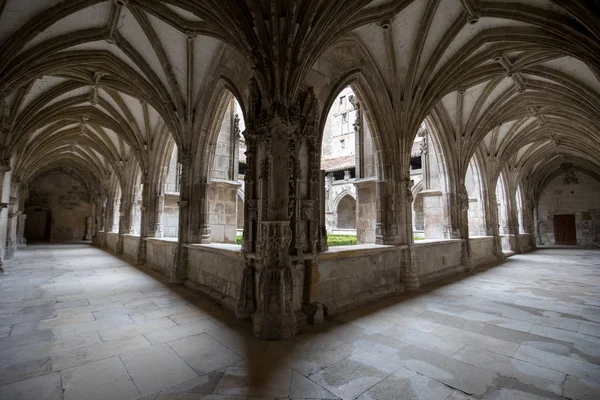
[0,0,598,195]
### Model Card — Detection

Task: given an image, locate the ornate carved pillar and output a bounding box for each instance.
[236,82,321,339]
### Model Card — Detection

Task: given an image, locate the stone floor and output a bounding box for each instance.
[0,244,599,400]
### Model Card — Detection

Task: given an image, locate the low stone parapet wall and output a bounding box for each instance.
[185,244,245,310]
[105,232,119,253]
[121,234,140,261]
[316,244,404,316]
[470,236,497,267]
[145,237,177,277]
[414,239,464,285]
[519,234,534,251]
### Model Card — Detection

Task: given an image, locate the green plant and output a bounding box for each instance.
[236,235,243,245]
[327,234,357,246]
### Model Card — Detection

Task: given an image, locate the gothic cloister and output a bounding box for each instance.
[0,1,599,399]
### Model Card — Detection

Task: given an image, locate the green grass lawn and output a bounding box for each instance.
[236,234,424,246]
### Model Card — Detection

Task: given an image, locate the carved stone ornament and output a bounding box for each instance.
[301,200,315,221]
[177,200,188,208]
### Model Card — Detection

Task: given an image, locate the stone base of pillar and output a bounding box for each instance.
[5,242,16,259]
[170,245,188,284]
[504,234,521,253]
[402,247,420,291]
[253,268,297,339]
[236,266,255,319]
[116,236,124,255]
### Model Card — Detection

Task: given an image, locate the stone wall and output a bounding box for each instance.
[538,171,600,246]
[25,172,92,242]
[145,237,177,277]
[105,232,119,253]
[470,236,496,267]
[519,233,534,251]
[121,234,140,261]
[185,244,245,310]
[317,245,404,315]
[414,239,464,284]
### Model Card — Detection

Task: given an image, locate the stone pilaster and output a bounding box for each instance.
[354,177,377,244]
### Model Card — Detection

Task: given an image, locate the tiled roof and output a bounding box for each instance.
[321,154,355,172]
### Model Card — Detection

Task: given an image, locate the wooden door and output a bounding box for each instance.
[554,214,576,245]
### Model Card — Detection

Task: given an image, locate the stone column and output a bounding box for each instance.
[105,196,116,234]
[236,82,321,339]
[83,217,93,240]
[5,196,18,259]
[505,201,522,253]
[379,165,419,291]
[486,191,504,259]
[457,183,473,270]
[17,213,26,247]
[116,199,134,254]
[172,152,196,283]
[525,197,537,249]
[354,177,377,244]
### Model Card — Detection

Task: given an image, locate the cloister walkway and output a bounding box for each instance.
[0,244,599,400]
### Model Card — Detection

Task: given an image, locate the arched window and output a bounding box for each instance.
[113,187,121,233]
[411,121,450,240]
[208,93,245,244]
[322,86,378,246]
[516,185,525,234]
[465,157,486,236]
[162,145,180,238]
[336,195,357,230]
[496,173,509,236]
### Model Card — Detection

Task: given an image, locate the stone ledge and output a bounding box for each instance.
[469,236,494,241]
[317,244,399,260]
[185,243,243,259]
[414,238,463,246]
[144,237,178,243]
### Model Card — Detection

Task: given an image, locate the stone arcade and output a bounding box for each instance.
[0,1,600,399]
